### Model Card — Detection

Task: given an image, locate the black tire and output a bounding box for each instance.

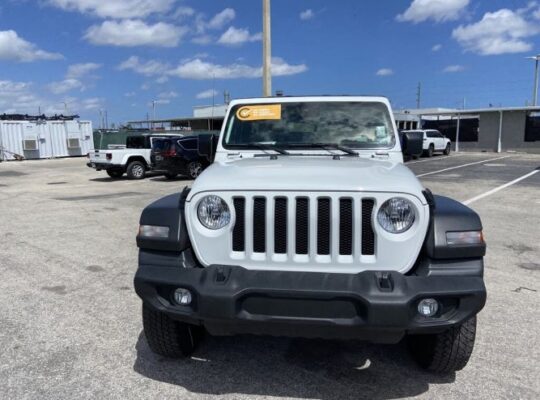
[142,304,202,358]
[164,172,178,180]
[126,161,146,180]
[407,316,477,373]
[427,144,434,157]
[106,169,123,179]
[444,144,451,156]
[187,161,204,179]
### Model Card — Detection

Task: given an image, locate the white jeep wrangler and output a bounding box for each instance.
[135,96,486,373]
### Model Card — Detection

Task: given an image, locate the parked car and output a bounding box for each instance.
[87,133,182,179]
[403,129,452,157]
[135,96,486,373]
[151,135,212,180]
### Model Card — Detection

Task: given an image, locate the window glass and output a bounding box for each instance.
[224,102,396,149]
[126,136,146,149]
[178,138,197,150]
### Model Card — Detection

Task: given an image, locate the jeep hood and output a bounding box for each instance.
[188,157,426,203]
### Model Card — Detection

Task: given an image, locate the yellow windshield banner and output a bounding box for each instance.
[236,104,282,121]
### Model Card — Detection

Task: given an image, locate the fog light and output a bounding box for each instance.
[174,288,192,305]
[417,298,439,317]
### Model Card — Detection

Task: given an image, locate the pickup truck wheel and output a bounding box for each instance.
[188,161,203,179]
[444,144,451,155]
[127,161,146,180]
[407,316,477,373]
[106,169,123,179]
[426,144,434,157]
[142,304,202,358]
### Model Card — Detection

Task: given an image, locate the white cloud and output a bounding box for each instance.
[155,76,169,84]
[81,97,103,110]
[47,62,102,95]
[443,65,465,73]
[84,20,186,47]
[432,44,442,51]
[452,8,539,55]
[195,8,236,36]
[124,91,136,97]
[0,30,63,62]
[158,91,178,99]
[376,68,394,76]
[196,89,218,99]
[0,79,100,115]
[397,0,469,23]
[206,8,236,30]
[47,0,175,19]
[172,6,195,19]
[300,9,315,21]
[118,56,170,76]
[217,27,262,46]
[66,62,102,79]
[47,79,85,94]
[169,57,307,80]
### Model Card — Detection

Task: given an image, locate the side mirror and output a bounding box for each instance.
[198,134,218,162]
[402,132,423,158]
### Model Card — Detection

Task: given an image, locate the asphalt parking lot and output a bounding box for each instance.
[0,152,539,400]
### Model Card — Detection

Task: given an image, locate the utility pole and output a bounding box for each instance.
[527,55,540,106]
[151,100,156,131]
[416,82,422,109]
[262,0,272,97]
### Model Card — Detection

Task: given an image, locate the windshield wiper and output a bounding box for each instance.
[281,143,359,156]
[231,143,289,155]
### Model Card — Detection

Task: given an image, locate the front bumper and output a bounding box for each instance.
[134,262,486,344]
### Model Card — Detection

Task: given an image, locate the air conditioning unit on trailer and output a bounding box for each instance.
[67,138,81,148]
[23,139,38,151]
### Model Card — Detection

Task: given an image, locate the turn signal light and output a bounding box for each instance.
[139,225,169,238]
[446,231,484,246]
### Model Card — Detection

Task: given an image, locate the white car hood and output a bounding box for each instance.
[188,156,426,203]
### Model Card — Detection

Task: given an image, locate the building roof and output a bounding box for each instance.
[409,106,540,116]
[127,116,224,124]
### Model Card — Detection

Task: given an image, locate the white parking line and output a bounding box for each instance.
[416,155,512,177]
[463,169,539,205]
[406,153,465,165]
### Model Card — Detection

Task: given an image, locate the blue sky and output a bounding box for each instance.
[2,0,540,126]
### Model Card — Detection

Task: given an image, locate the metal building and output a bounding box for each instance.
[397,106,540,153]
[0,119,93,161]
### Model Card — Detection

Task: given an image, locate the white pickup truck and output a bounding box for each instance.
[87,133,182,179]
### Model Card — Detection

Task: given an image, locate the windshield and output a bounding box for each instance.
[223,101,396,150]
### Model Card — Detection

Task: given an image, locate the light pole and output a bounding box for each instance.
[526,55,540,106]
[262,0,272,97]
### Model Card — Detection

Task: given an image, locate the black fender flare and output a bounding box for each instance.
[136,187,191,252]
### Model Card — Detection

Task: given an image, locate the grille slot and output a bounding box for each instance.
[230,194,377,260]
[317,198,331,255]
[232,198,245,251]
[274,197,287,254]
[253,197,266,253]
[295,198,309,255]
[361,199,375,255]
[339,199,353,255]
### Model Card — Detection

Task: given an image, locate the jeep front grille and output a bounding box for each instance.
[232,195,376,260]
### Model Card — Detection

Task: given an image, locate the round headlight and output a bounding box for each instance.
[197,195,231,230]
[377,198,416,233]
